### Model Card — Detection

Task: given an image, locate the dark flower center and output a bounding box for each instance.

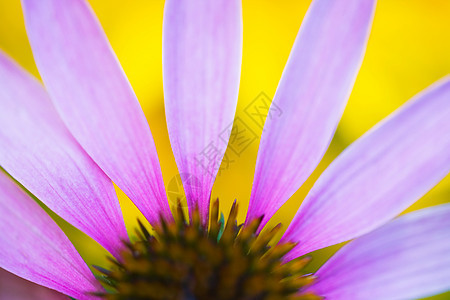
[93,200,318,300]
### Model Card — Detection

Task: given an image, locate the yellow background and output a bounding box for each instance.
[1,1,449,299]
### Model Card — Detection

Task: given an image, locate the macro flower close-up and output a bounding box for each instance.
[1,0,450,299]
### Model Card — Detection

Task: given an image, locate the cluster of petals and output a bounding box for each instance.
[0,0,449,299]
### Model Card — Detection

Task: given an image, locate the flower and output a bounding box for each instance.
[0,0,449,299]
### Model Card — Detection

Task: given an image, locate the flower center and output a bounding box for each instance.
[93,200,318,300]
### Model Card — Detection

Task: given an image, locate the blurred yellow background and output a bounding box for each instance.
[1,1,449,299]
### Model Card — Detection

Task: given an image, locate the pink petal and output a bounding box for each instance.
[21,0,172,224]
[163,0,242,221]
[308,205,450,300]
[246,0,376,227]
[0,268,67,300]
[0,171,99,300]
[283,76,450,259]
[0,51,127,257]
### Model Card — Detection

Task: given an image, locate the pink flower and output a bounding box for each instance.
[0,0,449,299]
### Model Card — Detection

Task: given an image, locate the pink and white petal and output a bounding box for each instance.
[0,268,67,300]
[163,0,242,221]
[21,0,172,224]
[0,171,100,300]
[0,51,127,257]
[246,0,376,227]
[308,205,450,300]
[283,76,450,259]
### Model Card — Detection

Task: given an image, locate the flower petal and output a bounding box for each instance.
[0,268,67,300]
[283,76,450,259]
[163,0,242,221]
[308,205,450,300]
[0,171,99,300]
[21,0,172,224]
[246,0,376,227]
[0,51,127,257]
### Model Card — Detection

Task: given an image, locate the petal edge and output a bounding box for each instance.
[283,76,450,259]
[21,0,172,224]
[0,171,99,300]
[246,0,377,228]
[308,204,450,300]
[163,0,243,222]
